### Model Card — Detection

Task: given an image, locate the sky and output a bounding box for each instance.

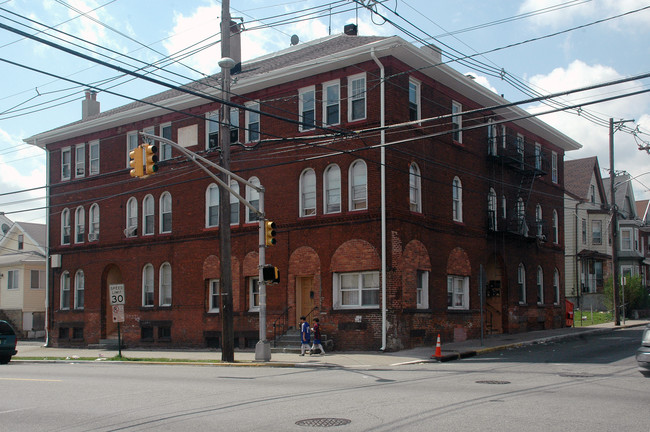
[1,0,649,225]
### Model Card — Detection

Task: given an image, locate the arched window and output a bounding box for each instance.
[324,164,341,214]
[61,208,70,245]
[230,180,239,225]
[60,271,70,310]
[553,268,560,305]
[246,177,260,222]
[206,184,219,228]
[143,194,154,235]
[74,270,84,310]
[518,263,526,304]
[75,206,85,244]
[142,264,154,307]
[488,188,497,230]
[536,266,544,304]
[89,203,100,241]
[159,262,172,306]
[452,177,462,222]
[552,210,559,244]
[409,163,422,213]
[535,204,543,238]
[349,160,367,211]
[516,198,527,235]
[126,197,138,237]
[160,192,172,233]
[300,168,316,217]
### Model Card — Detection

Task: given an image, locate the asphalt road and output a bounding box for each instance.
[0,327,647,432]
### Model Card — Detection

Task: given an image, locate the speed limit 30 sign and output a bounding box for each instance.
[109,284,125,305]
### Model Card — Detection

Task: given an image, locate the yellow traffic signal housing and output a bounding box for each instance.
[264,220,276,246]
[144,144,159,175]
[129,145,144,177]
[262,265,280,284]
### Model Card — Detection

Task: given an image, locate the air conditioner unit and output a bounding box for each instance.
[88,233,98,241]
[51,254,61,268]
[123,226,137,237]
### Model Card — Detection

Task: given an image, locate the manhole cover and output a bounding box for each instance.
[296,418,352,427]
[476,380,511,385]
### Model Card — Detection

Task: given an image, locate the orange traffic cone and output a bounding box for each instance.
[432,334,442,360]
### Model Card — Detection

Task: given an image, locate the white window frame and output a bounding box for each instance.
[61,208,71,245]
[501,125,507,149]
[246,177,260,223]
[300,168,317,217]
[592,220,603,245]
[324,164,341,214]
[206,184,220,228]
[516,133,525,168]
[553,268,560,305]
[143,194,155,236]
[159,262,172,306]
[620,228,633,251]
[452,101,462,143]
[488,119,497,156]
[126,197,138,237]
[537,266,544,305]
[348,73,366,122]
[447,275,469,310]
[230,179,240,225]
[535,204,543,238]
[553,210,559,244]
[89,140,100,176]
[333,271,380,310]
[75,143,85,178]
[7,269,19,290]
[159,192,172,234]
[209,279,220,313]
[534,142,542,170]
[160,122,172,160]
[229,108,239,143]
[416,270,429,309]
[518,263,526,304]
[349,160,367,211]
[60,271,70,310]
[488,188,497,230]
[17,234,23,250]
[245,101,260,143]
[408,77,421,122]
[452,176,463,222]
[249,276,260,312]
[61,147,71,181]
[551,151,558,183]
[89,203,99,241]
[501,195,507,220]
[409,163,422,213]
[75,206,85,244]
[74,270,84,310]
[322,80,340,126]
[142,264,154,307]
[299,86,316,132]
[126,132,139,167]
[206,111,219,150]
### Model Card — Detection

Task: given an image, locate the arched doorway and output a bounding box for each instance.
[486,254,505,334]
[101,264,123,340]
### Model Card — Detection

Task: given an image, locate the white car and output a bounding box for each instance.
[637,324,650,377]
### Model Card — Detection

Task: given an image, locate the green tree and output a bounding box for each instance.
[603,275,650,314]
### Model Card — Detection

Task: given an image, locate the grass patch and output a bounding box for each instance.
[574,309,613,326]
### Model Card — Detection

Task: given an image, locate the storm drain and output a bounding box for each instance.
[296,418,352,427]
[475,380,511,385]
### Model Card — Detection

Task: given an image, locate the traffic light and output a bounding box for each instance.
[262,265,280,284]
[129,145,144,178]
[144,144,158,175]
[264,220,276,246]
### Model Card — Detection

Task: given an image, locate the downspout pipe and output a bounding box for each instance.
[44,141,51,346]
[371,48,387,351]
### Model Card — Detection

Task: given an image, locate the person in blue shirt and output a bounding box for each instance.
[299,316,311,356]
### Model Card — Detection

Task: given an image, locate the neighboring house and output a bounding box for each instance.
[0,213,12,242]
[637,200,649,290]
[0,221,47,338]
[564,157,611,310]
[24,27,581,350]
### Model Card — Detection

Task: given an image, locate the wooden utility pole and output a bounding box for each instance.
[609,118,620,326]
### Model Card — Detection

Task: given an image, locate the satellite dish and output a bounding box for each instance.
[290,34,299,46]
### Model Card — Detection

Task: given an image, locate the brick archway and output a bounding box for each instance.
[446,247,471,276]
[331,239,380,272]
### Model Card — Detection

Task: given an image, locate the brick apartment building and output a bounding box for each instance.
[25,27,580,350]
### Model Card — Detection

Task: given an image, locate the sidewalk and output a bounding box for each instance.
[14,320,648,368]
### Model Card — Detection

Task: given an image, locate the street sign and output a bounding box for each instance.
[109,284,125,305]
[112,305,125,323]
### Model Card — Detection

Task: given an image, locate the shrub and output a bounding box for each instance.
[603,275,650,314]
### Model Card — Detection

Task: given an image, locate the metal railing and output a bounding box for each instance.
[271,306,292,347]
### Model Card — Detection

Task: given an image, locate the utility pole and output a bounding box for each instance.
[219,0,234,362]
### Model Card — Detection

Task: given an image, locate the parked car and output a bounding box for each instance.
[637,324,650,377]
[0,320,18,364]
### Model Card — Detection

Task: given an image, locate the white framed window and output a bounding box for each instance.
[416,270,429,309]
[159,262,172,306]
[61,147,71,181]
[452,177,462,222]
[620,228,632,250]
[409,163,422,213]
[535,204,543,238]
[30,270,44,289]
[74,270,84,310]
[249,276,260,312]
[246,177,260,223]
[518,263,526,304]
[7,270,19,290]
[300,168,316,217]
[323,80,340,126]
[60,271,70,310]
[501,125,507,149]
[348,73,366,122]
[89,140,100,175]
[160,192,172,233]
[89,203,99,241]
[516,133,524,168]
[75,144,85,178]
[245,102,260,143]
[142,264,154,307]
[447,275,469,310]
[61,208,71,245]
[516,198,526,235]
[206,111,219,150]
[333,271,380,309]
[551,151,558,183]
[409,78,421,122]
[230,179,240,225]
[142,195,154,235]
[592,220,602,245]
[126,132,139,167]
[324,164,341,214]
[488,119,497,156]
[553,210,559,244]
[452,101,462,143]
[534,142,542,170]
[581,218,587,245]
[229,108,239,143]
[206,184,219,228]
[160,123,172,160]
[17,234,23,250]
[488,188,497,230]
[554,268,560,305]
[501,195,507,220]
[209,279,220,312]
[299,86,316,132]
[349,160,367,211]
[126,197,138,237]
[536,266,544,304]
[75,206,85,244]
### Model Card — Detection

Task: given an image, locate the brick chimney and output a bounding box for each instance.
[82,89,100,120]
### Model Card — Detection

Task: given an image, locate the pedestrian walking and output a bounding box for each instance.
[310,318,325,355]
[299,316,311,356]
